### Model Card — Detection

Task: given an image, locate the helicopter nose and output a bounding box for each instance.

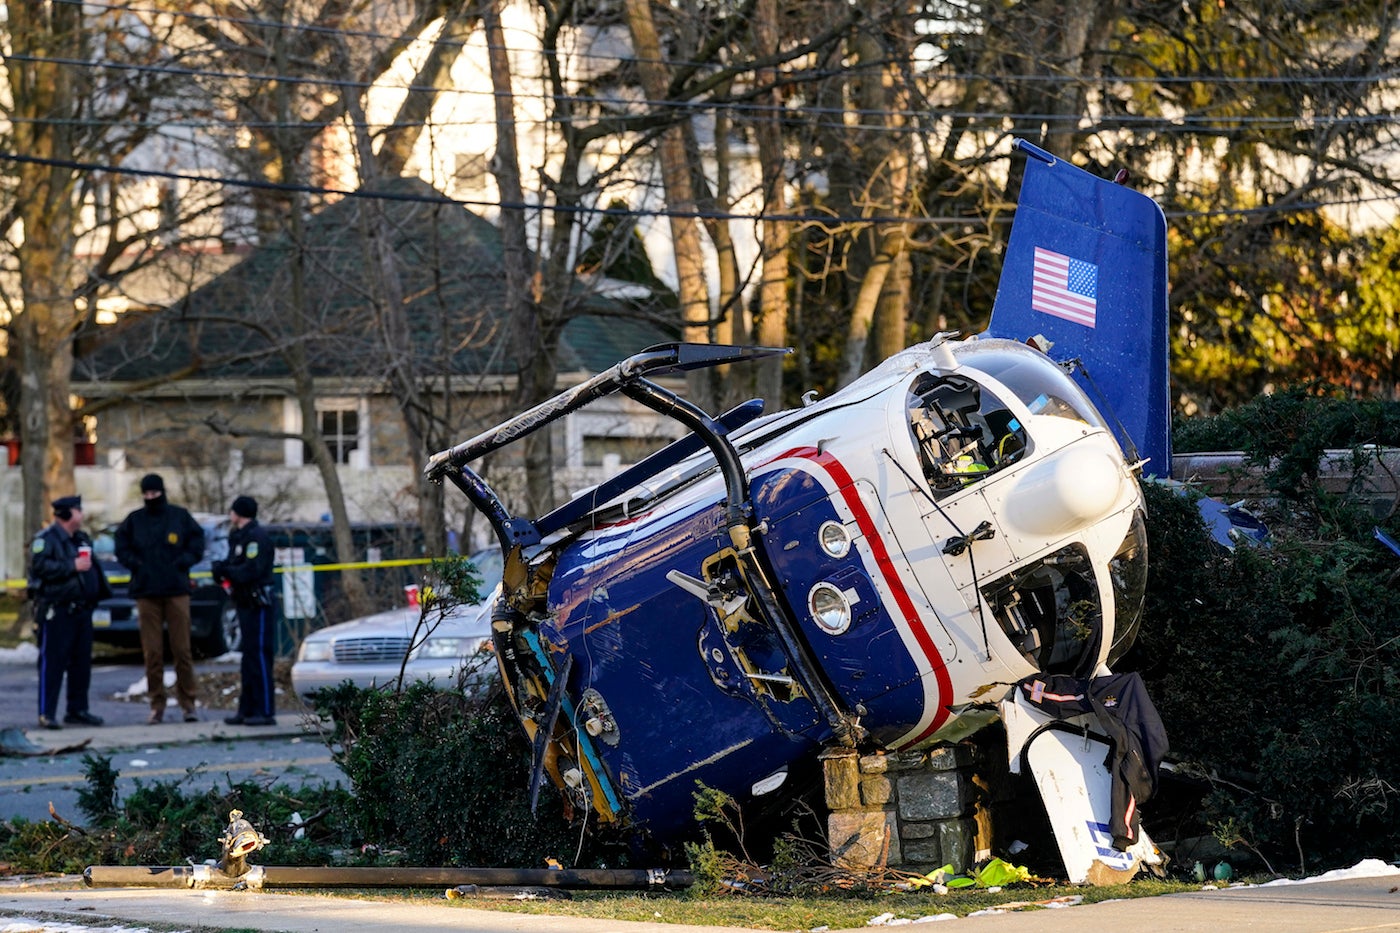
[1003,444,1127,536]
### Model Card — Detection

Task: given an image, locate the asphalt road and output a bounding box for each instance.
[0,642,345,824]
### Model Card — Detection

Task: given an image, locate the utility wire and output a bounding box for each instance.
[1,150,1395,225]
[5,50,1394,136]
[57,0,1400,85]
[0,149,986,226]
[6,109,1396,134]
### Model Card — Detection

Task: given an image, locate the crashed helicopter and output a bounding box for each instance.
[425,140,1171,880]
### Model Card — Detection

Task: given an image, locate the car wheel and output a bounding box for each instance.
[220,601,241,654]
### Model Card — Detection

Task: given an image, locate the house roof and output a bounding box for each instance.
[75,176,678,388]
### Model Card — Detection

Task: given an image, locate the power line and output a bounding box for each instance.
[8,109,1399,135]
[0,149,984,226]
[6,50,1395,138]
[58,0,1400,88]
[1,149,1395,228]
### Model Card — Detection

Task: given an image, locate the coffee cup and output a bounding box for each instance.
[77,546,92,560]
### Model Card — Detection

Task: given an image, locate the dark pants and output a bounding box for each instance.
[236,602,276,719]
[137,595,197,716]
[37,602,94,719]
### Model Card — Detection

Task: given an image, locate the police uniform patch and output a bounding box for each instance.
[247,542,259,558]
[32,538,46,554]
[167,532,179,544]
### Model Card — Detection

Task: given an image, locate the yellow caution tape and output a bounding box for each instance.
[3,556,441,590]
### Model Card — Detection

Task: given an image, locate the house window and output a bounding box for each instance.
[309,406,360,465]
[567,408,682,474]
[284,397,369,468]
[453,152,489,197]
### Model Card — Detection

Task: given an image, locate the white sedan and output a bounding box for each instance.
[291,552,502,697]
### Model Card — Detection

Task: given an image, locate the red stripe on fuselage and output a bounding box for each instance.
[775,447,952,743]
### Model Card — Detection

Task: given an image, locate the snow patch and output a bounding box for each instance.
[1258,858,1400,887]
[0,643,39,666]
[0,918,159,932]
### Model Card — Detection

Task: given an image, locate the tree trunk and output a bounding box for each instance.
[873,247,910,362]
[483,0,556,514]
[838,28,911,385]
[377,9,481,177]
[271,31,372,618]
[9,0,83,539]
[685,100,743,409]
[624,0,714,407]
[344,87,448,557]
[841,225,905,385]
[750,0,792,404]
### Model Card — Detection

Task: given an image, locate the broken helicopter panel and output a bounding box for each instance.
[425,140,1170,879]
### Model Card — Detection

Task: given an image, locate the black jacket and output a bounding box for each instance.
[29,524,112,607]
[1015,671,1169,851]
[113,500,206,598]
[219,520,275,607]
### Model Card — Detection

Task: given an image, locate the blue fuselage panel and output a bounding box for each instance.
[543,458,930,835]
[750,465,928,746]
[543,492,823,838]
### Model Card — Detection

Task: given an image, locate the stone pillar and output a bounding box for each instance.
[824,743,981,873]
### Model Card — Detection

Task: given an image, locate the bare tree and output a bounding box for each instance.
[1,2,217,544]
[148,0,463,611]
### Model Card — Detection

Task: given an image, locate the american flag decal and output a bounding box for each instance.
[1032,247,1097,327]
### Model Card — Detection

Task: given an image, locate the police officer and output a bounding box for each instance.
[212,496,277,726]
[28,496,111,730]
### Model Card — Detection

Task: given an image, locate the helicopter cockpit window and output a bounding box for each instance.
[982,545,1103,678]
[956,342,1105,431]
[907,374,1029,496]
[1104,510,1148,667]
[1027,392,1086,423]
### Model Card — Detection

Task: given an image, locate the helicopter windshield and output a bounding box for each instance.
[982,545,1103,678]
[955,341,1105,430]
[1105,510,1148,666]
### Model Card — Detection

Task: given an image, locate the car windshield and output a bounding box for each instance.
[468,548,503,597]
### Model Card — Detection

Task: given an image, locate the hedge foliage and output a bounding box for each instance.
[312,679,614,867]
[0,754,354,874]
[0,683,617,874]
[1134,390,1400,872]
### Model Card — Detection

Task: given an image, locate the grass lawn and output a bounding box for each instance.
[295,876,1204,929]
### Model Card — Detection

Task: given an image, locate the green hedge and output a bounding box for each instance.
[1133,391,1400,871]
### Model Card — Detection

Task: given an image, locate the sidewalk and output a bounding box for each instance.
[1,869,1396,933]
[18,715,312,755]
[2,648,318,755]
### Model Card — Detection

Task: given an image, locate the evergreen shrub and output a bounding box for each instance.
[314,680,601,867]
[1134,392,1400,872]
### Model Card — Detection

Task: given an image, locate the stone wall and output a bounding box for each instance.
[823,743,986,873]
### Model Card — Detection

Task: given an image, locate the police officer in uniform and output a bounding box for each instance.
[213,496,277,726]
[29,496,111,730]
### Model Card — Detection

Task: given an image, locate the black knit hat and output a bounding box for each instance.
[139,473,165,493]
[230,495,258,519]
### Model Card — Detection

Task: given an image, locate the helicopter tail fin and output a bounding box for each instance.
[986,140,1171,475]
